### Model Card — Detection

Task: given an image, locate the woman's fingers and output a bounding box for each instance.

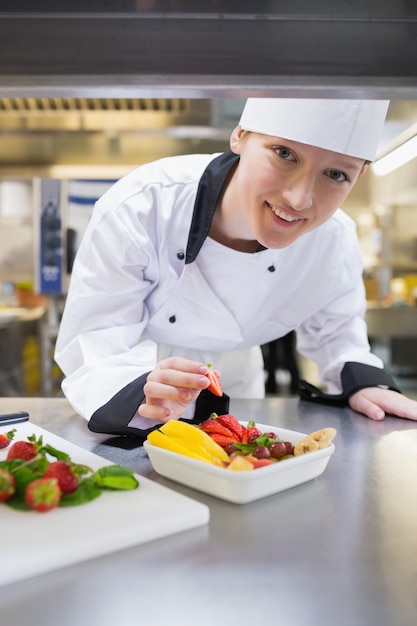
[146,358,209,391]
[138,358,210,422]
[349,388,417,421]
[349,391,385,421]
[138,401,171,422]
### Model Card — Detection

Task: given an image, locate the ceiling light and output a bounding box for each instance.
[372,131,417,177]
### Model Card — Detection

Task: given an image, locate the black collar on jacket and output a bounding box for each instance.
[185,151,266,264]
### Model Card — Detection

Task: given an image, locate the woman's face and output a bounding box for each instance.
[227,127,368,250]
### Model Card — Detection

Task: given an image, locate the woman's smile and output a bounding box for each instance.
[266,201,306,225]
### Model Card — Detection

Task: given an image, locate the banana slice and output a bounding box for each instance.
[294,427,336,456]
[294,437,320,456]
[308,427,337,448]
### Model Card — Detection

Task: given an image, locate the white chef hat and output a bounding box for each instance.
[239,98,390,161]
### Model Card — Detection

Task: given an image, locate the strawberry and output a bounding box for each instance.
[0,429,16,449]
[215,414,245,440]
[6,439,38,461]
[44,461,78,494]
[240,427,249,444]
[0,468,15,502]
[206,364,223,397]
[24,477,61,512]
[199,419,236,439]
[208,433,237,448]
[247,426,262,441]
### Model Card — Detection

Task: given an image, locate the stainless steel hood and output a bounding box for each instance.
[0,97,237,175]
[1,1,417,100]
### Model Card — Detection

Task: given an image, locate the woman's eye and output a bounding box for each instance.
[275,146,294,160]
[327,169,348,182]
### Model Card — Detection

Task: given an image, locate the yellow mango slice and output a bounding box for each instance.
[159,419,229,463]
[147,429,215,464]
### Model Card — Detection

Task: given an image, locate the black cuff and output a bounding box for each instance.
[88,373,149,437]
[299,361,401,407]
[188,389,230,425]
[88,375,230,440]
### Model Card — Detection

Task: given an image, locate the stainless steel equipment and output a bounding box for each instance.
[0,2,417,100]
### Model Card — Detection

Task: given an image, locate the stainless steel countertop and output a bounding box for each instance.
[1,396,417,626]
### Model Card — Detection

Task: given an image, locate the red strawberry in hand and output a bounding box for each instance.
[206,364,223,397]
[44,461,78,494]
[0,429,16,449]
[25,477,61,512]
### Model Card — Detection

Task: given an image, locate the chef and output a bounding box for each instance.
[55,97,417,437]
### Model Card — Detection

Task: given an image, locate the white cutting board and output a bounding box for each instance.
[0,422,209,587]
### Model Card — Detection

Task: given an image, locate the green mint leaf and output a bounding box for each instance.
[11,459,49,494]
[71,463,93,480]
[93,465,139,491]
[41,443,71,462]
[233,443,256,454]
[5,494,30,511]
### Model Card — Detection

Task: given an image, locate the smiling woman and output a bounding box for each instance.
[54,96,417,438]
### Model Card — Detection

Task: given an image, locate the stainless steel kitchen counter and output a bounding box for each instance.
[1,395,417,626]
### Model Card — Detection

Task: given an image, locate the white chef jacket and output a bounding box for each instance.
[55,151,397,436]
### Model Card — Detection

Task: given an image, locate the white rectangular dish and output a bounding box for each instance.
[144,423,335,504]
[0,422,209,587]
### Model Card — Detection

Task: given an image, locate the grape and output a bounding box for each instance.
[265,432,278,440]
[269,441,287,460]
[225,443,238,455]
[253,446,271,459]
[248,433,260,444]
[284,441,295,455]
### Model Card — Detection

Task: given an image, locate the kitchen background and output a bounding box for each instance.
[1,2,417,400]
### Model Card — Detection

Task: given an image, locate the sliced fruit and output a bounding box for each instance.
[199,419,236,439]
[206,364,223,397]
[246,456,275,468]
[294,427,336,456]
[215,413,245,439]
[209,433,237,448]
[227,456,254,471]
[159,420,229,462]
[147,429,219,465]
[294,436,320,456]
[308,427,337,449]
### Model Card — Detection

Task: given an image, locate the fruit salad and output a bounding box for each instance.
[146,413,336,471]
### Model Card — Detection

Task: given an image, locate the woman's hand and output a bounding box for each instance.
[348,387,417,421]
[138,357,211,423]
